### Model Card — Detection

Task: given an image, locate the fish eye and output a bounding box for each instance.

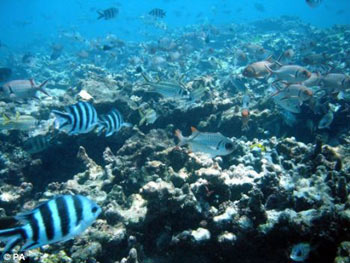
[92,206,98,213]
[225,143,233,150]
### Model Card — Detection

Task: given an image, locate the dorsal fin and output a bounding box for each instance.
[191,126,199,133]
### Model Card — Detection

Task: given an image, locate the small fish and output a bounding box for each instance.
[303,52,329,65]
[272,84,313,103]
[175,127,234,158]
[51,101,99,135]
[97,109,131,137]
[139,108,158,126]
[102,44,114,51]
[0,112,39,131]
[149,8,166,18]
[0,68,12,82]
[0,195,101,260]
[23,134,53,154]
[254,2,265,12]
[320,73,350,93]
[189,85,209,102]
[290,243,311,262]
[242,57,275,79]
[97,7,118,20]
[273,95,301,114]
[306,0,322,8]
[0,79,49,101]
[250,143,266,152]
[141,73,189,100]
[318,104,340,129]
[265,65,311,84]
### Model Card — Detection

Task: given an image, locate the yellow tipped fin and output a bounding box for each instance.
[2,113,11,125]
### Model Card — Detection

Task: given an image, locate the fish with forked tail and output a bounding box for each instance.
[175,127,234,158]
[0,79,49,101]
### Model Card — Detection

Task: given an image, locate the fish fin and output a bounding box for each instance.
[2,113,11,124]
[265,55,273,62]
[139,118,145,126]
[51,110,71,130]
[190,126,199,134]
[0,235,23,261]
[97,11,104,19]
[15,112,20,121]
[175,129,186,146]
[264,64,273,74]
[121,122,132,128]
[37,79,50,97]
[141,72,150,82]
[138,109,146,126]
[277,52,284,63]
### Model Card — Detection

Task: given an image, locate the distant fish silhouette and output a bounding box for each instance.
[97,7,118,20]
[305,0,323,8]
[254,3,265,12]
[149,8,166,18]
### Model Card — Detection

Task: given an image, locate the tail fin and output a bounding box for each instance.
[121,122,132,128]
[175,129,186,146]
[97,11,104,19]
[0,227,23,261]
[51,110,71,130]
[141,72,150,83]
[37,80,50,97]
[96,117,107,136]
[2,114,11,125]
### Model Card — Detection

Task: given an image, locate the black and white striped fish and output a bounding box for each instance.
[51,102,99,135]
[149,8,166,18]
[97,109,131,137]
[97,7,118,20]
[0,195,101,261]
[23,134,53,154]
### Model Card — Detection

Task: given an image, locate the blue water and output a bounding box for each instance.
[0,0,349,51]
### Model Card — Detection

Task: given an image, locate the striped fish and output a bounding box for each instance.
[149,8,166,18]
[97,7,118,20]
[97,109,131,137]
[23,134,53,154]
[51,102,99,135]
[0,195,101,261]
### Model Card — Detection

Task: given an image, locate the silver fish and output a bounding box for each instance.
[141,73,189,99]
[320,73,350,93]
[265,65,311,84]
[175,127,234,158]
[0,79,49,101]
